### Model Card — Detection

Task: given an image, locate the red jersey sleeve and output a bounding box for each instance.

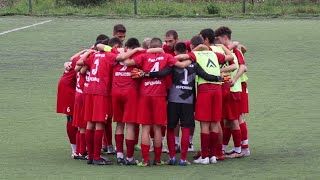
[215,52,226,64]
[234,49,245,65]
[70,56,80,69]
[111,47,120,55]
[185,40,191,52]
[167,54,178,67]
[187,52,197,62]
[132,53,145,67]
[83,53,94,67]
[229,60,235,65]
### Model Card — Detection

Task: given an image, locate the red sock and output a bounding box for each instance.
[93,130,104,160]
[66,121,77,144]
[76,131,81,154]
[85,129,94,159]
[167,128,176,159]
[210,132,219,157]
[201,133,209,158]
[240,122,249,149]
[216,144,223,156]
[223,127,232,146]
[126,139,135,158]
[232,129,242,148]
[181,128,190,161]
[102,130,108,147]
[150,128,154,139]
[105,119,113,146]
[115,134,124,153]
[161,126,166,137]
[141,144,150,162]
[80,133,86,155]
[154,146,162,161]
[134,124,140,145]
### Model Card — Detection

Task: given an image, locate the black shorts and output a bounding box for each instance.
[167,102,195,128]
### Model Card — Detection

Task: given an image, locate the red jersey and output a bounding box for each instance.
[133,53,177,96]
[233,49,245,65]
[75,72,86,94]
[59,56,79,88]
[83,52,115,96]
[111,50,146,90]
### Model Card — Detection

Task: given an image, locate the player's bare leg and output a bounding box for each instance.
[194,122,210,164]
[239,114,250,156]
[115,122,125,164]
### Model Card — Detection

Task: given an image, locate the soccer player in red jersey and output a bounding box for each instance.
[175,35,234,164]
[215,26,250,157]
[57,49,90,158]
[123,38,191,166]
[76,43,115,165]
[113,24,126,43]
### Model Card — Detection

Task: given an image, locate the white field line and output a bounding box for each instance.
[0,20,52,36]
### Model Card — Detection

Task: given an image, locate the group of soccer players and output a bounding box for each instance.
[56,24,250,166]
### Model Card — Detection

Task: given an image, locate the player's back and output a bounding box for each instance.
[86,52,115,96]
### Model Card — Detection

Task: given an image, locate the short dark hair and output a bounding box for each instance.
[108,37,123,47]
[149,37,163,48]
[125,38,141,49]
[165,30,178,40]
[113,24,126,33]
[199,28,215,44]
[174,42,187,54]
[94,39,109,47]
[96,34,109,42]
[190,35,204,47]
[215,26,232,39]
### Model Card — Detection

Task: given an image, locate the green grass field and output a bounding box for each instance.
[1,16,320,179]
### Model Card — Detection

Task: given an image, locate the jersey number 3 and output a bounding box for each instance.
[91,59,99,75]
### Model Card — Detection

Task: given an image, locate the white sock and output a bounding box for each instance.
[126,157,133,162]
[234,147,241,153]
[117,152,124,159]
[189,136,193,144]
[71,144,77,153]
[222,145,228,151]
[175,136,180,145]
[162,137,165,144]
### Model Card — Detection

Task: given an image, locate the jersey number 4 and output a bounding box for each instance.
[150,62,160,72]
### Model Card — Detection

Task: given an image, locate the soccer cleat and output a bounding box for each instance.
[216,155,225,161]
[193,151,202,160]
[209,156,217,164]
[188,143,194,152]
[153,160,165,166]
[92,158,113,165]
[193,157,210,164]
[74,153,87,160]
[87,159,93,165]
[124,158,137,166]
[117,158,126,165]
[175,144,181,153]
[106,145,116,154]
[134,144,141,151]
[166,157,177,165]
[241,149,251,157]
[137,161,151,167]
[179,160,191,166]
[225,151,244,159]
[71,152,78,159]
[225,148,235,155]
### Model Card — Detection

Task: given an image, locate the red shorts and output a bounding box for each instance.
[226,93,241,120]
[112,89,138,123]
[56,82,75,116]
[195,87,222,122]
[240,82,249,114]
[72,92,86,128]
[84,94,112,123]
[137,96,167,125]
